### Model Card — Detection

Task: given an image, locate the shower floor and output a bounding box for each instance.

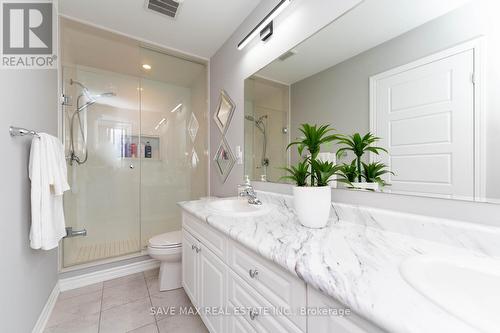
[62,217,180,267]
[66,237,142,266]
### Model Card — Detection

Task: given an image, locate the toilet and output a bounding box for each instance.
[147,230,182,291]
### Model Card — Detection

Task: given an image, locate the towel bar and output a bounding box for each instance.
[64,227,87,238]
[9,126,40,138]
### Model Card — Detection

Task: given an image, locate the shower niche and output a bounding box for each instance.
[123,135,161,160]
[60,18,207,269]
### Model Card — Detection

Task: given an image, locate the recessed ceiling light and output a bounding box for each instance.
[142,64,152,70]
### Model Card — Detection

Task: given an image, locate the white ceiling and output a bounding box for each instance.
[61,19,206,87]
[257,0,473,84]
[59,0,262,59]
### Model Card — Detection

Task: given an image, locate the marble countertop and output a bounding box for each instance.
[179,191,500,333]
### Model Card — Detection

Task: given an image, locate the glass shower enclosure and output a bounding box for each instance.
[60,18,207,268]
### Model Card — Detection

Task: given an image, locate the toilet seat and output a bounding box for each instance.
[147,245,181,257]
[148,230,182,249]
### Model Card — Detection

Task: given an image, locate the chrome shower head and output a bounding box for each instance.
[245,115,267,123]
[70,79,91,99]
[76,91,116,113]
[70,79,88,91]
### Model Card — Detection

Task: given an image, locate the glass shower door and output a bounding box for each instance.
[139,47,208,248]
[62,66,142,268]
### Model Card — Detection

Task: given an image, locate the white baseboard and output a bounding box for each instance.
[59,258,160,292]
[32,282,60,333]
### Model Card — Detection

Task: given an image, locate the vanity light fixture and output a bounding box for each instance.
[142,64,152,70]
[260,22,274,42]
[237,0,292,50]
[170,103,183,113]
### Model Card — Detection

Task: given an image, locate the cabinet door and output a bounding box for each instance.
[199,243,227,333]
[183,212,227,261]
[182,230,199,305]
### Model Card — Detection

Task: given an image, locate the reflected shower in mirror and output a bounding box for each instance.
[244,0,500,203]
[244,77,289,182]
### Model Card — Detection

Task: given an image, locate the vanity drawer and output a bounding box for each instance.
[228,271,303,333]
[228,241,306,331]
[227,300,258,333]
[182,212,227,261]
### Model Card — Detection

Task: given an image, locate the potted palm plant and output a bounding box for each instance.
[336,132,389,191]
[282,124,340,228]
[337,160,359,185]
[361,161,394,188]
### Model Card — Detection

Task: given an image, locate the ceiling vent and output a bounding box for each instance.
[146,0,181,18]
[278,49,298,61]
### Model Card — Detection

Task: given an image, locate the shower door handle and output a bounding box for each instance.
[64,227,87,238]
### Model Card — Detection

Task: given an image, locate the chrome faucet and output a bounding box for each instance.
[238,184,262,205]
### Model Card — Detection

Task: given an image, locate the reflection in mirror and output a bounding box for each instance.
[214,90,235,133]
[244,0,500,203]
[244,78,289,182]
[214,138,235,183]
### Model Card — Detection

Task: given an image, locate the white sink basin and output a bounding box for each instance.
[206,198,271,217]
[400,255,500,332]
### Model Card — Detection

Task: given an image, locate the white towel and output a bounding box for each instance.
[29,133,70,250]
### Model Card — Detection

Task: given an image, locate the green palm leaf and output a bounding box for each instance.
[361,161,395,187]
[287,124,340,185]
[335,132,389,182]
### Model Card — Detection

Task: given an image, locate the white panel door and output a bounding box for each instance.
[199,243,227,333]
[371,49,474,199]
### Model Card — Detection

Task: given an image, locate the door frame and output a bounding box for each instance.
[369,37,485,200]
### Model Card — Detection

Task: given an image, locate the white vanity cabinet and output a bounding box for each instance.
[181,211,384,333]
[182,215,227,333]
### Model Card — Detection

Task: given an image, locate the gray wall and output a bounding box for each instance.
[0,70,59,332]
[290,2,500,200]
[210,1,500,226]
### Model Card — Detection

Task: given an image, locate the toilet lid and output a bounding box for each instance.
[149,231,182,248]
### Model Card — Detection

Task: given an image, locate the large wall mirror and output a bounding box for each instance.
[244,0,500,203]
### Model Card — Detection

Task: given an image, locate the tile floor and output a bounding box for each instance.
[44,269,209,333]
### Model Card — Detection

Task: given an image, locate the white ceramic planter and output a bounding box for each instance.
[351,182,380,191]
[293,186,331,228]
